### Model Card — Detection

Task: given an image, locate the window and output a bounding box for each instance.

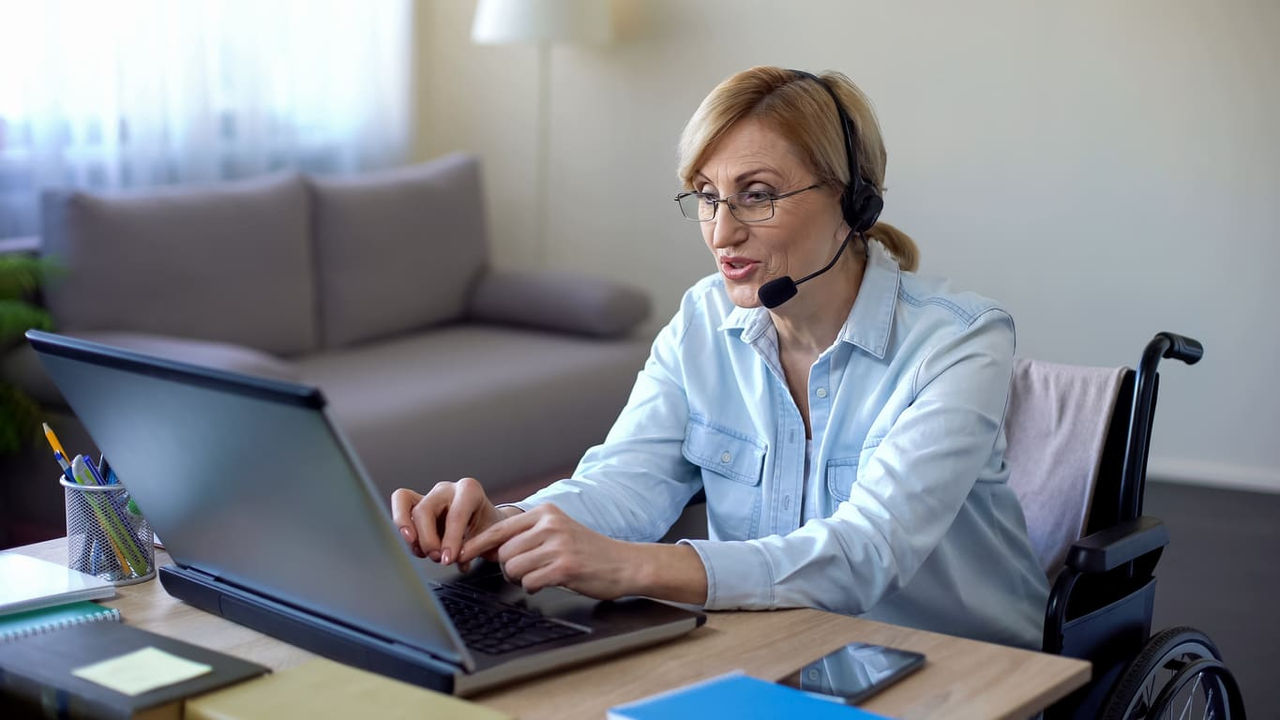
[0,0,413,239]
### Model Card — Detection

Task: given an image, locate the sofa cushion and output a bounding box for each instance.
[40,173,316,357]
[4,331,301,408]
[308,153,488,348]
[293,325,651,498]
[467,269,651,338]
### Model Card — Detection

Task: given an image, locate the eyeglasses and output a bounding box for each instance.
[674,184,821,223]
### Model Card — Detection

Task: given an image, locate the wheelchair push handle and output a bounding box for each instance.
[1153,331,1203,365]
[1120,332,1204,522]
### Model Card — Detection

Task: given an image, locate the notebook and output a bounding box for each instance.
[0,621,269,719]
[0,600,121,643]
[0,552,115,615]
[608,672,892,720]
[27,329,705,697]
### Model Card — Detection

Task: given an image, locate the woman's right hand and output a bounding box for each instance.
[390,477,508,567]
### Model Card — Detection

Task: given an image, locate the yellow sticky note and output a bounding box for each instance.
[72,646,212,696]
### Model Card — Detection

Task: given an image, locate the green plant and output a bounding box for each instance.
[0,255,55,455]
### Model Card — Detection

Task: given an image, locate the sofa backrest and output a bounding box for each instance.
[307,152,489,348]
[40,173,318,357]
[37,153,492,356]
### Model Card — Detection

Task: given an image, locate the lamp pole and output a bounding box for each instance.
[534,41,551,268]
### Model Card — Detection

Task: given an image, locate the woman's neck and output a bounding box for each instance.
[770,250,866,357]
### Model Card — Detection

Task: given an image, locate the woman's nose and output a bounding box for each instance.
[710,207,747,248]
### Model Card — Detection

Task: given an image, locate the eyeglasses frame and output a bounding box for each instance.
[673,183,823,223]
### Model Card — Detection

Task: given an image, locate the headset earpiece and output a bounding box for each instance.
[844,183,883,234]
[790,69,883,234]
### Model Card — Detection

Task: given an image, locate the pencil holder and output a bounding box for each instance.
[61,477,156,585]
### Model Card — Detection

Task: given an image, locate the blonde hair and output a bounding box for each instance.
[677,66,918,272]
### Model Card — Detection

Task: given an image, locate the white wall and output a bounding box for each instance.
[417,0,1280,492]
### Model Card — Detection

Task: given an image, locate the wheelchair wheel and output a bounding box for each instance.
[1101,626,1247,720]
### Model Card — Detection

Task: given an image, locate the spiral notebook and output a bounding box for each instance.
[0,600,122,643]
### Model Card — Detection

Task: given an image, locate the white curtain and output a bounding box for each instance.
[0,0,413,239]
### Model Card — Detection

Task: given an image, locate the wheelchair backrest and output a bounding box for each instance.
[1005,358,1131,578]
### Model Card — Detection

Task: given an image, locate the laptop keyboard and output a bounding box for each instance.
[434,588,588,655]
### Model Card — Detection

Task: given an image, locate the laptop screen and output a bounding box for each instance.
[28,331,466,664]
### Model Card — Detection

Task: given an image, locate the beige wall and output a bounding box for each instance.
[415,0,1280,492]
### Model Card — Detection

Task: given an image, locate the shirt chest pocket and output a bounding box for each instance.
[682,417,765,540]
[826,441,880,502]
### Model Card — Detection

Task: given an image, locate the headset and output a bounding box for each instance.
[755,70,884,309]
[789,68,882,233]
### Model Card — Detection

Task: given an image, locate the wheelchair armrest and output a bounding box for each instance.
[1066,516,1169,574]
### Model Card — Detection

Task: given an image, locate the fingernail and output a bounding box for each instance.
[441,549,452,565]
[428,550,441,562]
[399,527,411,542]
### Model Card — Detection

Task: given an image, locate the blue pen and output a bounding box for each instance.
[84,456,108,485]
[53,451,76,483]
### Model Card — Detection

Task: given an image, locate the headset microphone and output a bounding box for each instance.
[757,230,857,309]
[757,70,884,310]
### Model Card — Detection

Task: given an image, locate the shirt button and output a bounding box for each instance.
[783,495,792,510]
[720,452,732,463]
[816,387,829,399]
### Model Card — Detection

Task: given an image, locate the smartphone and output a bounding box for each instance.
[777,642,925,704]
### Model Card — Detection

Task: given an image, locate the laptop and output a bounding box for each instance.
[27,330,705,695]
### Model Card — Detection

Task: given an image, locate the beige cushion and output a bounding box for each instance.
[39,174,317,357]
[308,153,488,348]
[467,269,651,338]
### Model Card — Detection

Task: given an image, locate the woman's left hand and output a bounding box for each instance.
[456,504,638,599]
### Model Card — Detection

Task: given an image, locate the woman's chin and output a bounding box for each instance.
[726,283,763,309]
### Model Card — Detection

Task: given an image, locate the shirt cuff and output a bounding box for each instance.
[678,538,775,610]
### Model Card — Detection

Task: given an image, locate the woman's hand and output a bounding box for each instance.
[456,504,641,599]
[390,477,515,567]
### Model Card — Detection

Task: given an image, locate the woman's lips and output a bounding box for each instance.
[720,258,759,281]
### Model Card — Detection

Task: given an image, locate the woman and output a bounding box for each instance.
[392,66,1049,649]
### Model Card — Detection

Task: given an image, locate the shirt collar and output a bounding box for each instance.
[837,239,900,359]
[717,240,901,357]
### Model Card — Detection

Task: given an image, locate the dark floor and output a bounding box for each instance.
[1144,481,1280,718]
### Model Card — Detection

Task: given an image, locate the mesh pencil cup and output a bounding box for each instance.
[61,477,155,585]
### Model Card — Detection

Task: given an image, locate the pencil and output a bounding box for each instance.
[42,423,69,461]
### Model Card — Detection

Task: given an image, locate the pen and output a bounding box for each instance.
[52,450,76,484]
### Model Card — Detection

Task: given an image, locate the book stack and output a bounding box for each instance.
[0,552,122,644]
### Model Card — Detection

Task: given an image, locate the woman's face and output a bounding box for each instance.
[693,117,846,309]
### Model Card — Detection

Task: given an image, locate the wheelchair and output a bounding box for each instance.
[1032,332,1247,719]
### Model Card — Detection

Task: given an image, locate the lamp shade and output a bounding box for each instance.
[471,0,612,45]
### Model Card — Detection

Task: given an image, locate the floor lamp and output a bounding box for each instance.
[471,0,613,268]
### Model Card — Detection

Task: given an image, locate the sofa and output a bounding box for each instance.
[0,152,653,547]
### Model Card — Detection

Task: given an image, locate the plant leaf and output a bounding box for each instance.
[0,299,53,347]
[0,382,44,456]
[0,256,60,300]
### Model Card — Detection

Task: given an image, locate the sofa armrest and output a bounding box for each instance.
[466,269,651,338]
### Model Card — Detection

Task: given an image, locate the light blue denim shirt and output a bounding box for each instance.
[514,241,1049,649]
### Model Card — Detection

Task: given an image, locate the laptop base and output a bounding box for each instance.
[160,564,459,693]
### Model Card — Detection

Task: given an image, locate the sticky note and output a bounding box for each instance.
[72,646,212,696]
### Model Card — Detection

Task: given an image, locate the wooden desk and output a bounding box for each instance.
[12,540,1089,719]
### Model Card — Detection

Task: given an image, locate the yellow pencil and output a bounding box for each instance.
[42,423,69,461]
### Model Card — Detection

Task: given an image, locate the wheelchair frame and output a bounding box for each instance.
[1043,332,1246,719]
